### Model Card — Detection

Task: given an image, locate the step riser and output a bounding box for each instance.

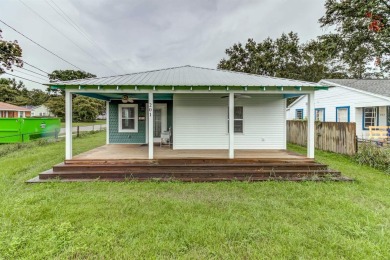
[40,171,341,180]
[65,159,316,165]
[53,166,327,172]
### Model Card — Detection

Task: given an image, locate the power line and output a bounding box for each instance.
[23,61,50,75]
[18,67,48,78]
[0,48,50,75]
[0,18,84,70]
[18,0,117,74]
[13,69,48,81]
[46,0,127,74]
[3,72,44,85]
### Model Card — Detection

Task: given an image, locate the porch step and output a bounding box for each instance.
[64,158,317,165]
[35,158,350,182]
[40,170,341,180]
[53,163,328,173]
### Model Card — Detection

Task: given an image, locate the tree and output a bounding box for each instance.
[45,95,65,119]
[46,69,104,121]
[73,96,104,122]
[319,0,390,77]
[48,70,96,95]
[27,89,50,106]
[218,32,348,82]
[0,29,23,74]
[0,78,30,106]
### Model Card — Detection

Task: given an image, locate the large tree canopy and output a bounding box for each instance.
[48,70,96,82]
[0,78,48,106]
[319,0,390,77]
[0,29,23,74]
[46,69,104,121]
[218,32,348,82]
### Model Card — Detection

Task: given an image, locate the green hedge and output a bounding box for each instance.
[354,143,390,174]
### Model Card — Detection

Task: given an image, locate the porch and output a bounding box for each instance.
[31,144,351,182]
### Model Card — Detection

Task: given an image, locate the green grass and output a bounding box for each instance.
[0,137,389,259]
[60,120,106,128]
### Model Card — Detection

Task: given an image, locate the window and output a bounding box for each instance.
[118,104,138,132]
[387,106,390,126]
[228,106,243,133]
[19,112,24,118]
[295,109,303,120]
[363,107,378,129]
[336,107,350,122]
[315,108,325,122]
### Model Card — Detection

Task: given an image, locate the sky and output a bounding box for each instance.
[1,0,329,90]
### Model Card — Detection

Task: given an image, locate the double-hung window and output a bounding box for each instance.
[363,107,378,129]
[119,104,138,132]
[228,106,243,133]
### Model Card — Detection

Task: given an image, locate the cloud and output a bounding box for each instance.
[1,0,326,89]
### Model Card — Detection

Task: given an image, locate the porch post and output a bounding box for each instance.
[307,92,315,158]
[148,93,154,159]
[229,92,234,159]
[106,101,110,144]
[65,90,73,160]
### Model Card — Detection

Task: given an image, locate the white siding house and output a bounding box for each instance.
[286,79,390,139]
[49,65,323,159]
[29,105,54,117]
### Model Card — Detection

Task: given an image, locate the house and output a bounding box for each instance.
[0,102,31,118]
[24,104,54,117]
[32,65,347,182]
[286,79,390,139]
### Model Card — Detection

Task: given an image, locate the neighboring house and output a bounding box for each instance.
[25,104,54,117]
[286,79,390,139]
[0,102,31,118]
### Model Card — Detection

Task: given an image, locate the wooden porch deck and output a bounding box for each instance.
[72,144,305,160]
[29,144,352,182]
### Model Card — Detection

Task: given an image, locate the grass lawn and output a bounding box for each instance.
[60,120,106,128]
[0,134,389,259]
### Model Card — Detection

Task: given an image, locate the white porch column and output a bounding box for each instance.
[65,90,73,160]
[229,92,235,159]
[307,92,315,158]
[148,93,154,159]
[106,101,110,144]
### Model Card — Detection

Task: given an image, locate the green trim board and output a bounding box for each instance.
[53,85,329,92]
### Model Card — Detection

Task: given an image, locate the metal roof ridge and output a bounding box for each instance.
[47,65,194,85]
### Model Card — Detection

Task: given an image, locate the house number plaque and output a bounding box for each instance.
[149,102,153,117]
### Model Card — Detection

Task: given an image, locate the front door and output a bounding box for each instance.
[153,103,167,142]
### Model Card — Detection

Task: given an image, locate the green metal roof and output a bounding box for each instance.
[50,65,324,88]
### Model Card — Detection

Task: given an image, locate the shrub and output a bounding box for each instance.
[354,143,390,174]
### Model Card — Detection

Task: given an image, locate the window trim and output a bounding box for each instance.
[315,108,325,122]
[228,106,244,134]
[335,106,350,123]
[118,104,138,133]
[362,107,379,130]
[295,109,303,120]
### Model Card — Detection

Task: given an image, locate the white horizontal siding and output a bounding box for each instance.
[173,94,286,149]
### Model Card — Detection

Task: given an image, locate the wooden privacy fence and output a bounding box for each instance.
[287,120,357,155]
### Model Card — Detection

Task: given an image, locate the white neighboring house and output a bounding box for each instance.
[286,79,390,139]
[27,105,54,117]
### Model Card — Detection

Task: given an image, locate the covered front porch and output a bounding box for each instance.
[32,65,347,182]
